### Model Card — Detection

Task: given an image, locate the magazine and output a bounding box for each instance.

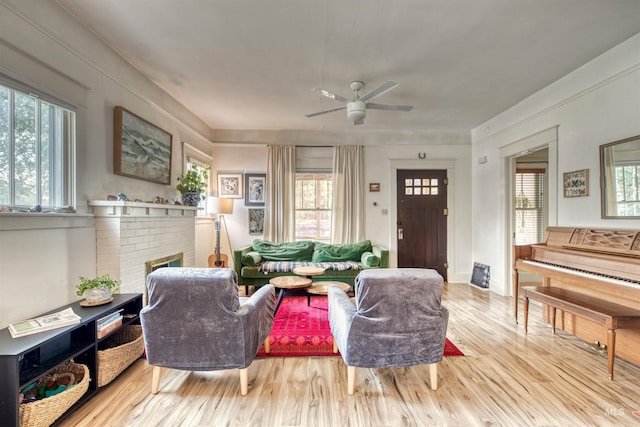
[9,308,81,338]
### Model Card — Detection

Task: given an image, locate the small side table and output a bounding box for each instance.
[269,276,312,316]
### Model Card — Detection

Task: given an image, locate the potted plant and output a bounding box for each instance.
[176,164,209,206]
[76,274,120,302]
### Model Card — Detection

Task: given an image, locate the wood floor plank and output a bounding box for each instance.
[57,282,640,426]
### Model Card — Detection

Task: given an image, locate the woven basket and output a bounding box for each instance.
[97,325,144,387]
[19,362,90,427]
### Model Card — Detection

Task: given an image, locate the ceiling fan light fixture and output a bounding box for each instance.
[347,100,366,122]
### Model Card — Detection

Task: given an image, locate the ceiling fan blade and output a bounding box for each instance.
[359,80,398,102]
[353,118,365,126]
[366,102,413,111]
[312,88,350,103]
[305,105,347,118]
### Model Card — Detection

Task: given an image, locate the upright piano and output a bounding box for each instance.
[513,226,640,367]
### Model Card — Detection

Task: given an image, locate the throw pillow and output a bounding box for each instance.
[241,251,262,266]
[361,251,380,267]
[312,240,373,262]
[252,239,315,261]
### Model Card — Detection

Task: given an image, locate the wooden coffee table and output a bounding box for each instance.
[307,281,351,305]
[269,276,312,315]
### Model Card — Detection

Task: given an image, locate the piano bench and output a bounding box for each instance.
[522,286,640,380]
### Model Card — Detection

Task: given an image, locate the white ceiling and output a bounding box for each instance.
[56,0,640,132]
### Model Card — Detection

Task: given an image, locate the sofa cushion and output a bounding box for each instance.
[252,239,315,261]
[361,251,380,267]
[312,240,372,262]
[260,260,361,273]
[241,251,262,266]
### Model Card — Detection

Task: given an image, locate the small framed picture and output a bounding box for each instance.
[245,173,266,206]
[563,169,589,198]
[218,173,243,198]
[369,183,380,192]
[248,208,264,235]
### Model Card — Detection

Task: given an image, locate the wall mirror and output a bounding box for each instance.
[600,134,640,218]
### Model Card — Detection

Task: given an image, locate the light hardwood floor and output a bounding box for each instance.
[60,283,640,426]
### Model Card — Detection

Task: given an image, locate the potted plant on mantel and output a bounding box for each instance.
[76,274,120,305]
[176,164,209,207]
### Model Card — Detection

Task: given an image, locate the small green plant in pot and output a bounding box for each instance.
[77,274,120,302]
[176,164,209,206]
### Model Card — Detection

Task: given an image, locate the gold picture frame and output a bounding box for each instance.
[113,106,172,185]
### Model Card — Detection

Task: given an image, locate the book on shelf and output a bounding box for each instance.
[97,309,123,328]
[9,307,81,338]
[97,317,123,338]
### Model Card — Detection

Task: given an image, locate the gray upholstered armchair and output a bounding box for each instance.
[140,267,275,395]
[328,268,449,394]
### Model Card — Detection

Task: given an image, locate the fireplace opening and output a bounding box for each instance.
[145,252,184,303]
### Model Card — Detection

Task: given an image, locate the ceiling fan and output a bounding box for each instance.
[305,80,413,125]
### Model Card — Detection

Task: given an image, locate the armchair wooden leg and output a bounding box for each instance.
[239,367,249,395]
[333,341,338,353]
[428,363,438,390]
[264,337,270,354]
[347,366,356,395]
[151,366,163,394]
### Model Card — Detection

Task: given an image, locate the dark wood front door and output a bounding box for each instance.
[397,170,448,280]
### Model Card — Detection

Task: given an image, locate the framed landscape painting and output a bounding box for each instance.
[245,173,266,206]
[113,106,172,185]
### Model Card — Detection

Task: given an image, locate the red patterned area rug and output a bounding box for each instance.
[256,296,464,357]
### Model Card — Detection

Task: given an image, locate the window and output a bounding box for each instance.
[0,81,75,209]
[615,163,640,216]
[295,173,332,242]
[515,169,545,245]
[182,143,211,215]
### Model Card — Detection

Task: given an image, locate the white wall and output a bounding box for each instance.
[471,32,640,296]
[0,0,214,327]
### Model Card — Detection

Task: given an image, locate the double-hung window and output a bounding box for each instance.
[0,79,75,210]
[514,168,546,245]
[295,172,332,242]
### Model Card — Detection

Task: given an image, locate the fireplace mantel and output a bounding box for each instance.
[88,200,197,218]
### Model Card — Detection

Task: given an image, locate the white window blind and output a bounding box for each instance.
[515,169,545,245]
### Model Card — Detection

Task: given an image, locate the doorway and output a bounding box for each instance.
[396,169,448,280]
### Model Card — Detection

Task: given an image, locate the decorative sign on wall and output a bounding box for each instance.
[563,168,589,198]
[113,106,173,185]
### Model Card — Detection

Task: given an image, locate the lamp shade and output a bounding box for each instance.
[207,197,234,215]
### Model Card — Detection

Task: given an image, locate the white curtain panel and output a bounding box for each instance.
[331,145,365,244]
[264,145,296,242]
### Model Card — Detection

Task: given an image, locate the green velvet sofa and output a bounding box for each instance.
[233,239,389,289]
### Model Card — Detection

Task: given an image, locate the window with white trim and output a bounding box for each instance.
[514,168,546,245]
[182,143,212,215]
[0,80,75,210]
[295,172,332,242]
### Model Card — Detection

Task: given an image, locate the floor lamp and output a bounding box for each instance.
[207,196,234,267]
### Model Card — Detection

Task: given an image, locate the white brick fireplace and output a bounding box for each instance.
[89,201,197,296]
